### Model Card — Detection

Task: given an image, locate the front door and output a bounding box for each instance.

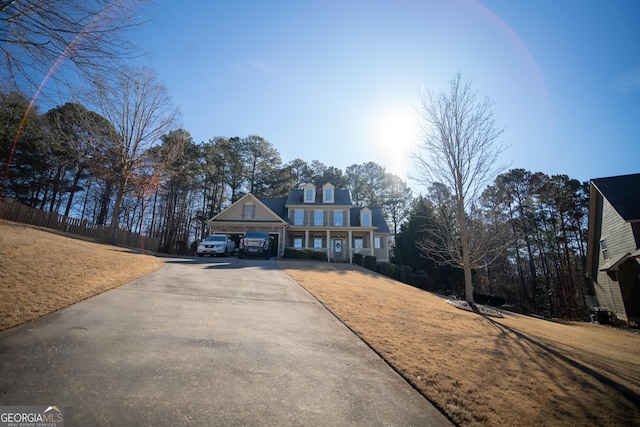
[332,239,344,258]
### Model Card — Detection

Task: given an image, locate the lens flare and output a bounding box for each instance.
[2,1,126,197]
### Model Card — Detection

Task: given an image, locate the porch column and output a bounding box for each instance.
[305,230,309,249]
[369,230,374,257]
[326,230,331,263]
[348,230,353,264]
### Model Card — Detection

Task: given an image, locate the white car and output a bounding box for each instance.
[197,235,236,257]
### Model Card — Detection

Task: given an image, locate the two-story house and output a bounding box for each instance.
[206,182,390,262]
[586,173,640,325]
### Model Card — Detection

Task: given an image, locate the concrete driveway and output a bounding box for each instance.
[0,256,451,426]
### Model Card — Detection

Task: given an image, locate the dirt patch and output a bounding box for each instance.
[2,221,639,426]
[277,260,640,426]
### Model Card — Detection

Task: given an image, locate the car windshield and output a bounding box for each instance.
[205,235,226,242]
[244,232,268,238]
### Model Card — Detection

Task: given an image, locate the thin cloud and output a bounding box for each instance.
[230,59,270,75]
[611,66,640,94]
[206,59,271,85]
[246,59,270,73]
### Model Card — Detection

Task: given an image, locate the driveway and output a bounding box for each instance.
[0,256,451,426]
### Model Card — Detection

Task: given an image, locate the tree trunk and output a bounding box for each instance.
[64,167,83,217]
[458,199,474,304]
[109,176,127,244]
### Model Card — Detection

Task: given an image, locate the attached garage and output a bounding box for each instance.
[206,194,287,257]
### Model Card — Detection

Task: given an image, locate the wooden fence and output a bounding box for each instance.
[0,199,160,253]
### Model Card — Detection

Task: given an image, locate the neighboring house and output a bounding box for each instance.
[586,173,640,325]
[207,182,390,262]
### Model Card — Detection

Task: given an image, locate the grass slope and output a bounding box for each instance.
[0,220,163,330]
[278,261,640,426]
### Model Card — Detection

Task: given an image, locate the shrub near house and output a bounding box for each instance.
[365,260,435,292]
[283,248,328,261]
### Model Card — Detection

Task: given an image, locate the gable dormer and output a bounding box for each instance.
[303,183,316,203]
[360,207,372,227]
[322,182,335,204]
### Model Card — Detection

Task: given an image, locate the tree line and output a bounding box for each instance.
[0,88,413,253]
[1,85,593,318]
[394,169,591,319]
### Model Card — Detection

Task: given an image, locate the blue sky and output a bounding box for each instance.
[133,0,640,189]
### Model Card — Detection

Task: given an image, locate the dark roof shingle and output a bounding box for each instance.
[259,197,287,219]
[592,173,640,221]
[285,189,352,206]
[350,207,390,233]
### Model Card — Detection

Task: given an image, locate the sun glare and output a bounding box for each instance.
[370,105,421,178]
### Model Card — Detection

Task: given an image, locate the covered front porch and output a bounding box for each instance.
[285,228,378,263]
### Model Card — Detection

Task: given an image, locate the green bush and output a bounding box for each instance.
[312,251,327,261]
[364,255,377,271]
[377,262,399,280]
[376,263,386,276]
[283,248,315,259]
[400,265,413,283]
[353,253,364,266]
[409,274,433,290]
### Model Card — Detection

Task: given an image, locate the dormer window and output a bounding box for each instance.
[322,183,335,203]
[360,207,372,227]
[303,183,316,203]
[362,212,371,226]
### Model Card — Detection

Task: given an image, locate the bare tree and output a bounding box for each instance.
[90,66,180,240]
[412,72,507,304]
[0,0,149,95]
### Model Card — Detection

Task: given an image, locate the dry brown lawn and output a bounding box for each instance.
[0,220,164,330]
[277,261,640,426]
[2,220,639,426]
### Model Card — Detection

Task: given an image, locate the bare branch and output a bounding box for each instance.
[412,72,508,303]
[86,66,180,236]
[1,0,151,98]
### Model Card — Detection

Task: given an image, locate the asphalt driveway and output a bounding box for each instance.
[0,256,451,426]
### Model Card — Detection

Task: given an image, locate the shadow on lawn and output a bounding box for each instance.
[276,259,386,278]
[484,316,640,416]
